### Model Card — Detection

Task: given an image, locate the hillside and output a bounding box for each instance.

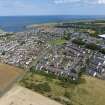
[0,85,62,105]
[0,63,24,96]
[20,72,105,105]
[71,76,105,105]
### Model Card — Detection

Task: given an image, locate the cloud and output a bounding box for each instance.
[0,0,105,15]
[98,0,105,4]
[0,0,37,11]
[54,0,80,4]
[53,0,105,5]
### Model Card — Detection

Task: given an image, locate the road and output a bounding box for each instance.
[29,46,52,68]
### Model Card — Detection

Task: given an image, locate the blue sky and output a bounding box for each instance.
[0,0,105,16]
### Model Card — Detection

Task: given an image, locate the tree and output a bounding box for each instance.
[100,48,105,54]
[85,43,100,51]
[90,32,98,37]
[34,82,51,93]
[64,90,71,99]
[2,51,5,56]
[72,38,85,45]
[63,31,71,40]
[30,66,36,72]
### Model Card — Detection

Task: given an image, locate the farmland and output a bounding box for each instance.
[0,63,24,96]
[0,85,62,105]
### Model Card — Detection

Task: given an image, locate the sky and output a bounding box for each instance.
[0,0,105,16]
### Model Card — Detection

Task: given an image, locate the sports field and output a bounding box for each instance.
[0,63,24,96]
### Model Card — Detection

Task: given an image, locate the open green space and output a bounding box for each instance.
[48,38,67,46]
[20,70,105,105]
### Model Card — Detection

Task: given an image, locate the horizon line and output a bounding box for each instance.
[0,14,105,17]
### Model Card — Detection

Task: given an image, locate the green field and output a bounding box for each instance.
[20,71,105,105]
[48,39,67,46]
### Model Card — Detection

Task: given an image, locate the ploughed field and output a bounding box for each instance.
[0,63,24,96]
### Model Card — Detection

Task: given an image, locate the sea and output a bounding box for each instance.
[0,15,105,32]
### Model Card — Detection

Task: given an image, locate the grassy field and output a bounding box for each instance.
[0,85,62,105]
[20,71,105,105]
[0,63,24,95]
[48,39,67,46]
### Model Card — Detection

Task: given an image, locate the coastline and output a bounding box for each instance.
[0,15,105,32]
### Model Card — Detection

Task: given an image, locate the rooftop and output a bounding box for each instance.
[99,34,105,38]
